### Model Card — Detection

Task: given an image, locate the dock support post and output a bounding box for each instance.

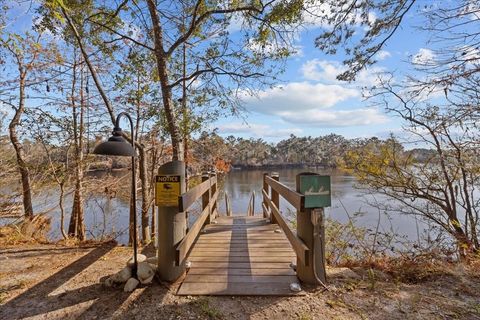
[262,173,269,219]
[295,173,327,285]
[156,161,186,282]
[270,172,279,224]
[210,171,217,220]
[202,172,211,224]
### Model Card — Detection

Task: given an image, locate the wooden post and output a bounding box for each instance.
[252,190,255,216]
[201,172,211,224]
[262,173,269,218]
[271,172,279,224]
[295,173,327,285]
[209,171,217,221]
[157,161,186,282]
[224,191,229,217]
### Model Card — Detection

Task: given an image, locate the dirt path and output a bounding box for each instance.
[1,242,479,320]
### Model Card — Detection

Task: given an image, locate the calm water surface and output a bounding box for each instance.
[220,168,427,242]
[2,168,428,244]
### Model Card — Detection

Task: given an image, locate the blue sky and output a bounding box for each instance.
[214,5,434,142]
[1,2,439,144]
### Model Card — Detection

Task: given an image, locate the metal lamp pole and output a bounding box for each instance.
[115,112,138,278]
[93,111,138,278]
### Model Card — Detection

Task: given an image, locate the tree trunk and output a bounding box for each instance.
[146,0,184,161]
[68,57,85,240]
[8,72,34,219]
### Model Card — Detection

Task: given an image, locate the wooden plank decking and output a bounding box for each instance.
[177,216,304,296]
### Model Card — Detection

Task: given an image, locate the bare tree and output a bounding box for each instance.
[346,75,480,256]
[0,33,56,219]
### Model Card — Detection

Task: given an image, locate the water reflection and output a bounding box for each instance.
[1,168,428,245]
[219,168,428,242]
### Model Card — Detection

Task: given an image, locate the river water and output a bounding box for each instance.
[221,168,427,243]
[1,168,429,245]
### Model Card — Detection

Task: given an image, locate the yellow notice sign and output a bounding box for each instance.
[155,175,181,207]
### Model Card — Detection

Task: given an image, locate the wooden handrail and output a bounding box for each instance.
[176,189,219,266]
[261,202,270,219]
[265,176,304,211]
[262,189,309,266]
[178,175,217,212]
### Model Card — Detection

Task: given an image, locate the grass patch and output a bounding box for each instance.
[195,297,223,319]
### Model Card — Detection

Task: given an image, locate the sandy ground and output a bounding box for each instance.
[1,242,479,320]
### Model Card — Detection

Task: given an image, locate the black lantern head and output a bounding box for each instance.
[92,127,136,157]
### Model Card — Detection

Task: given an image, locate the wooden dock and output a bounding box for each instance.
[177,215,304,296]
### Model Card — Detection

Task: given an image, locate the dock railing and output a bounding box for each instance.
[175,172,218,266]
[262,172,327,285]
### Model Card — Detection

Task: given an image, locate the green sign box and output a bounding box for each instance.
[298,174,331,208]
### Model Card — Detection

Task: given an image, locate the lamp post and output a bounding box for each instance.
[93,112,138,278]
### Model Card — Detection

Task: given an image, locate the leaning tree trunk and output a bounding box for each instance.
[8,72,34,219]
[147,0,184,161]
[68,57,86,240]
[63,7,151,244]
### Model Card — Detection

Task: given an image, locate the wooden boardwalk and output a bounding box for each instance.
[177,216,304,296]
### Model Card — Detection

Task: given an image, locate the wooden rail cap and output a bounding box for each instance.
[265,176,304,211]
[178,175,217,212]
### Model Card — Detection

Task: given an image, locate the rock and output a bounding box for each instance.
[186,261,192,269]
[290,282,302,292]
[146,256,157,264]
[124,277,140,292]
[126,254,147,267]
[104,277,114,287]
[148,262,157,270]
[140,274,154,284]
[111,266,132,283]
[137,262,155,284]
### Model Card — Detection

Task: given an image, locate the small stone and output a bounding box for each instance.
[124,277,140,292]
[186,261,192,269]
[111,266,132,283]
[126,254,147,267]
[290,282,302,292]
[140,274,154,284]
[104,277,114,287]
[137,262,155,284]
[274,229,281,233]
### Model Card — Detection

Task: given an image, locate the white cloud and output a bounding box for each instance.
[300,59,385,87]
[217,122,302,138]
[376,50,391,60]
[277,108,389,127]
[301,59,341,82]
[241,82,360,114]
[239,82,388,127]
[412,48,436,65]
[247,38,303,58]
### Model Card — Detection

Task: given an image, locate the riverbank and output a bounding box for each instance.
[1,241,479,319]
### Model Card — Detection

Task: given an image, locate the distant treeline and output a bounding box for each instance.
[191,132,436,171]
